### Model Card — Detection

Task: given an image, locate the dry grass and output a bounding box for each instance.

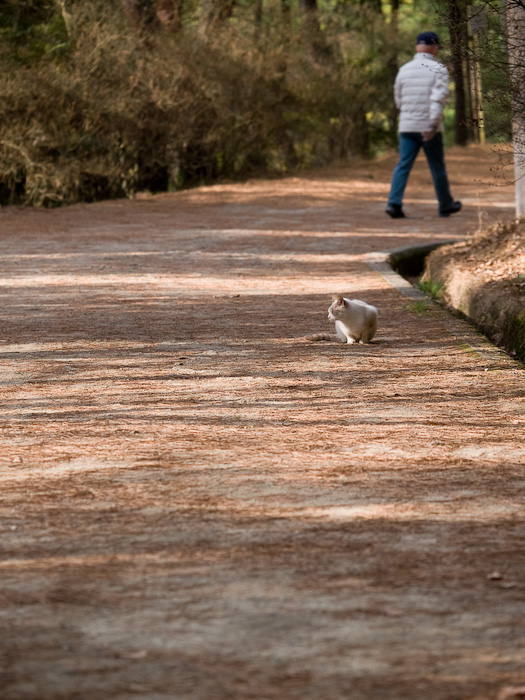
[0,2,394,206]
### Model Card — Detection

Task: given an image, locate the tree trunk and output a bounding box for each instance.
[253,0,263,40]
[387,0,400,134]
[299,0,329,59]
[448,0,470,145]
[281,0,291,26]
[506,0,525,217]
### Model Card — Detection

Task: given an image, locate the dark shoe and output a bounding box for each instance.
[386,204,405,219]
[439,201,462,217]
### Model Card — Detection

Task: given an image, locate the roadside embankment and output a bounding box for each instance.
[421,219,525,363]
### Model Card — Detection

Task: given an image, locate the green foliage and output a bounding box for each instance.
[0,1,71,64]
[477,5,513,142]
[418,278,445,300]
[405,299,434,315]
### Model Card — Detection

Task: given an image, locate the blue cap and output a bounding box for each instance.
[417,31,440,46]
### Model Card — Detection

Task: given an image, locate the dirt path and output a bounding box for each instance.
[1,145,524,700]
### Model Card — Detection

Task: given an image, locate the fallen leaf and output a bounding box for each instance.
[498,687,525,700]
[381,606,405,617]
[487,571,503,580]
[119,650,148,660]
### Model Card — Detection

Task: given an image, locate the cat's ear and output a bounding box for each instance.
[333,294,345,306]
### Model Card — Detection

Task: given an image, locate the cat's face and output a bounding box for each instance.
[328,295,346,322]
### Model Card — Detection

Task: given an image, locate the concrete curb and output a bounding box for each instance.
[366,240,461,299]
[366,242,523,370]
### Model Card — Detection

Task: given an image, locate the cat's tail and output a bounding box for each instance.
[303,333,335,342]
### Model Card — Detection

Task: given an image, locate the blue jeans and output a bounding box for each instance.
[388,132,454,214]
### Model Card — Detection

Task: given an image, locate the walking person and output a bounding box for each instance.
[386,31,462,219]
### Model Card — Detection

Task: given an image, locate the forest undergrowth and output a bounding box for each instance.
[0,0,513,207]
[0,1,401,206]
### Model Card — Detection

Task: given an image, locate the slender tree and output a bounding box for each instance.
[448,0,470,145]
[386,0,401,133]
[281,0,291,26]
[506,0,525,217]
[299,0,330,58]
[254,0,263,30]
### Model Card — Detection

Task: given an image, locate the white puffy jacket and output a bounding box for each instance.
[394,52,450,133]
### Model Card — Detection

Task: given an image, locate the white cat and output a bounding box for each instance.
[328,294,378,344]
[306,294,378,344]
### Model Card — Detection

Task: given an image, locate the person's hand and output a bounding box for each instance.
[422,128,438,142]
